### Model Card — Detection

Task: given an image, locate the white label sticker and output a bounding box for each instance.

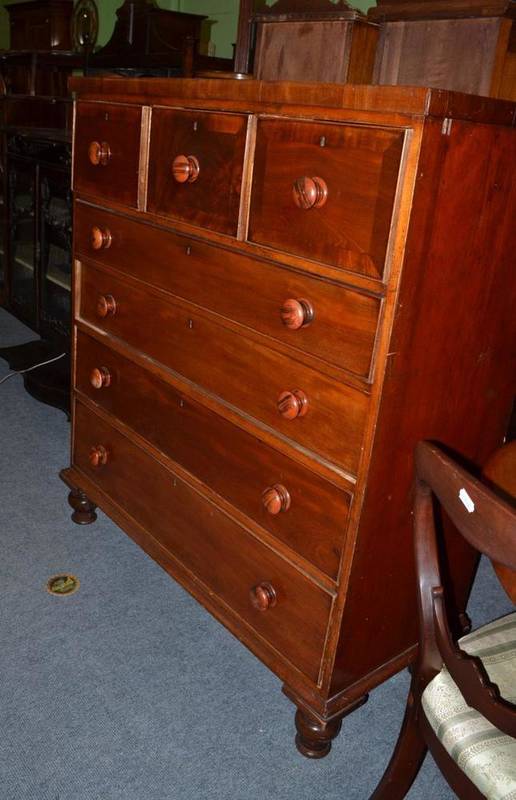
[459,488,475,513]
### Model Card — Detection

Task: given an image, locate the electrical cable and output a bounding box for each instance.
[0,352,67,386]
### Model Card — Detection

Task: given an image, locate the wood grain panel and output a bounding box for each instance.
[74,102,143,208]
[74,203,381,379]
[78,262,369,473]
[249,118,404,278]
[147,107,248,236]
[76,331,352,579]
[73,401,333,682]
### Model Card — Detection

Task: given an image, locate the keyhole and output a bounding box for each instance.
[319,136,326,147]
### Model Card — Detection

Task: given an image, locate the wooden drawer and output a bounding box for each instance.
[73,401,333,682]
[147,107,248,236]
[78,262,369,473]
[74,102,143,208]
[249,118,405,279]
[75,204,381,379]
[76,331,351,579]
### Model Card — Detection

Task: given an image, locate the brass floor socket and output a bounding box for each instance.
[46,574,80,596]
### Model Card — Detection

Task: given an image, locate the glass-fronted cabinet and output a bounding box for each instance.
[5,133,71,338]
[39,165,72,337]
[9,152,37,326]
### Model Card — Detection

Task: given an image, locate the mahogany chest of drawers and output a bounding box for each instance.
[61,77,516,756]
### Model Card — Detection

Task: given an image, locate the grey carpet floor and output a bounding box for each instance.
[0,307,513,800]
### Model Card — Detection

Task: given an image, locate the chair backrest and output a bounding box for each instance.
[413,441,516,736]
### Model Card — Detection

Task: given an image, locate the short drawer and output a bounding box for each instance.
[75,203,381,379]
[74,102,143,208]
[78,262,369,473]
[73,401,333,682]
[76,331,351,580]
[249,118,405,279]
[147,107,248,236]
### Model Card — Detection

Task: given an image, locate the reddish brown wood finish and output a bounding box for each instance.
[280,298,314,330]
[89,366,111,389]
[483,441,516,603]
[262,484,291,515]
[64,78,516,756]
[75,331,350,579]
[73,401,333,683]
[74,203,380,379]
[147,108,248,236]
[74,102,143,208]
[333,116,516,693]
[249,118,405,278]
[250,582,277,612]
[91,226,112,251]
[95,294,116,319]
[79,261,368,472]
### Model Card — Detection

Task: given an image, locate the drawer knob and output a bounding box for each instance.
[96,294,117,318]
[88,140,111,167]
[250,582,277,612]
[262,484,291,515]
[91,226,112,250]
[277,389,309,420]
[89,444,109,468]
[90,366,111,390]
[292,176,328,210]
[172,154,200,184]
[280,298,314,330]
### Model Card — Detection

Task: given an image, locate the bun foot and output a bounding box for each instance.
[68,488,97,525]
[294,709,342,759]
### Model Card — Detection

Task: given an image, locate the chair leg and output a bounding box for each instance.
[369,679,428,800]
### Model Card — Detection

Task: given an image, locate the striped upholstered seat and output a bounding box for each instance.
[422,612,516,800]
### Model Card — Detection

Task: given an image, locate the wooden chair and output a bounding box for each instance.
[370,441,516,800]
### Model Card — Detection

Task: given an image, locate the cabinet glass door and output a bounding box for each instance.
[9,156,37,326]
[39,165,71,336]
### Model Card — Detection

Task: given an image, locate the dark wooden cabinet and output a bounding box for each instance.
[62,77,516,757]
[370,0,516,100]
[250,0,378,83]
[7,0,73,51]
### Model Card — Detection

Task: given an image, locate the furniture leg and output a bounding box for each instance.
[67,487,97,525]
[369,679,427,799]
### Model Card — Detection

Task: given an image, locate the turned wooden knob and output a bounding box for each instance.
[89,444,109,467]
[88,140,111,167]
[250,582,277,612]
[90,366,111,389]
[280,298,314,330]
[96,294,116,318]
[172,154,200,183]
[277,389,309,420]
[262,484,291,515]
[91,226,112,250]
[292,176,328,210]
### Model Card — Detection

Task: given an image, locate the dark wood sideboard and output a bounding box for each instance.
[61,77,516,755]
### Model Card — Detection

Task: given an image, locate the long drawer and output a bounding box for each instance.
[76,331,351,579]
[75,203,381,379]
[78,262,369,473]
[73,401,333,682]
